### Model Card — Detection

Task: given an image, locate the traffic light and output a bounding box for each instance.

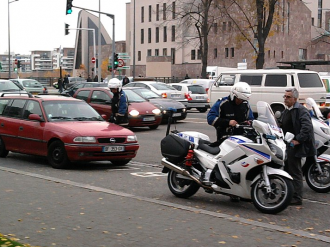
[108,65,112,72]
[14,59,18,65]
[66,0,73,15]
[114,53,119,69]
[65,23,70,35]
[0,62,2,70]
[17,60,21,68]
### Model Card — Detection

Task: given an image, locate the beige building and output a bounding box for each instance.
[125,0,330,77]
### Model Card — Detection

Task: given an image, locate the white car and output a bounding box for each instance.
[10,79,44,95]
[123,81,188,105]
[169,83,210,112]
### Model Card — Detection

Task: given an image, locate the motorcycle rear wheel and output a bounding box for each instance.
[167,170,200,198]
[251,175,293,214]
[306,162,330,193]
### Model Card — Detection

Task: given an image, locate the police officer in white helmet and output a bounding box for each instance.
[108,78,128,124]
[207,82,254,142]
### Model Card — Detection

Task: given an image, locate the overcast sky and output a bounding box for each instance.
[0,0,131,55]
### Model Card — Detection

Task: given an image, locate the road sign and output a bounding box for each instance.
[92,57,96,64]
[118,56,130,60]
[118,53,128,56]
[118,59,125,67]
[118,66,130,69]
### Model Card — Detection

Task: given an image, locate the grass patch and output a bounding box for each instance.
[0,233,36,247]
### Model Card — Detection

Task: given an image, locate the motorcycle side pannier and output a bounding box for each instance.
[161,134,190,162]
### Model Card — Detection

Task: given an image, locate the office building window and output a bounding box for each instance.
[214,48,217,59]
[299,48,307,60]
[147,49,152,56]
[148,28,151,43]
[141,29,144,44]
[155,49,159,56]
[149,5,152,22]
[172,2,176,19]
[222,22,226,31]
[171,25,175,42]
[156,4,159,21]
[141,7,144,23]
[163,3,166,20]
[163,26,167,42]
[281,51,284,59]
[225,48,229,58]
[171,48,175,64]
[213,23,218,34]
[156,27,159,43]
[191,50,196,60]
[163,48,167,56]
[228,21,232,31]
[138,51,141,61]
[231,48,234,58]
[197,49,201,60]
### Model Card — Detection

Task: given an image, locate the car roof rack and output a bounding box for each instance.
[0,92,33,98]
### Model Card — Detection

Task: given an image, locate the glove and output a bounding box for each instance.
[109,115,116,123]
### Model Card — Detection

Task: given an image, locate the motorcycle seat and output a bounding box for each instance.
[198,139,220,155]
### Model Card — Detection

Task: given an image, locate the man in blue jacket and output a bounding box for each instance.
[108,78,128,125]
[207,82,254,142]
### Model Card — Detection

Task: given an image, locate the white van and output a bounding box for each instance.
[319,74,330,104]
[179,78,215,93]
[209,69,327,114]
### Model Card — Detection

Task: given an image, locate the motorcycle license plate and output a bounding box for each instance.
[103,146,125,152]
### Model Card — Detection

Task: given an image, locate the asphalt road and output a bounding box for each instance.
[1,110,330,246]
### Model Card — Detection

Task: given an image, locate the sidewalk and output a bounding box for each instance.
[1,167,330,247]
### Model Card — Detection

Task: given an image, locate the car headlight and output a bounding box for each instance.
[127,135,137,142]
[73,137,96,143]
[182,108,187,112]
[129,110,139,117]
[152,108,161,115]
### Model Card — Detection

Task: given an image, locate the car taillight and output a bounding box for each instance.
[161,93,167,98]
[206,88,209,93]
[185,93,192,101]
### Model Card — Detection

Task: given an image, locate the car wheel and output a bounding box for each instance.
[110,160,130,166]
[149,125,159,130]
[47,140,70,169]
[0,136,9,158]
[197,108,207,113]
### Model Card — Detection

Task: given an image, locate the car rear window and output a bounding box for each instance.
[187,85,206,94]
[298,73,324,88]
[151,83,176,90]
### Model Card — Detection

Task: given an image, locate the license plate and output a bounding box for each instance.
[173,113,181,117]
[32,92,39,95]
[103,146,125,152]
[171,94,180,98]
[196,96,204,99]
[143,116,155,121]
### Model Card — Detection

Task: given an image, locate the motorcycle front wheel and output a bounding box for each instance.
[167,170,200,198]
[306,162,330,193]
[251,175,293,214]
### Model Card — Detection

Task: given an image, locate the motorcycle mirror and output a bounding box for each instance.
[284,132,294,143]
[274,111,281,119]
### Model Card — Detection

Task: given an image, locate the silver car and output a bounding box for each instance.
[123,81,188,105]
[170,83,210,112]
[10,79,44,95]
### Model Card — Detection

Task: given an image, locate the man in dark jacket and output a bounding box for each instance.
[207,82,254,142]
[279,88,316,205]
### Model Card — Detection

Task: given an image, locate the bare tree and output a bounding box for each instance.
[220,0,284,69]
[165,0,223,78]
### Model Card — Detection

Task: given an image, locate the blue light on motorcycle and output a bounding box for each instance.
[264,134,276,140]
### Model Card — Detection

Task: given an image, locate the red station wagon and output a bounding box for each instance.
[73,87,163,129]
[0,93,139,169]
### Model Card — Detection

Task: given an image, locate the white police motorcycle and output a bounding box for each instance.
[161,101,294,214]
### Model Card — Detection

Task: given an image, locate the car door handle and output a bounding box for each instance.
[19,126,24,131]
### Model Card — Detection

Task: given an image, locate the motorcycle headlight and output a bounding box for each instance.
[268,143,284,160]
[321,127,330,135]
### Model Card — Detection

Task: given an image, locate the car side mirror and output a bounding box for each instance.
[28,114,44,122]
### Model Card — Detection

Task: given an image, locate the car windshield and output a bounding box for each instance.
[134,88,161,99]
[22,80,42,87]
[0,80,22,91]
[123,89,147,102]
[43,101,104,122]
[151,83,176,90]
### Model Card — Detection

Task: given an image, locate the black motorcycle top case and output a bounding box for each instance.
[161,134,190,162]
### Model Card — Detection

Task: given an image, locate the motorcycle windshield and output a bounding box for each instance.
[256,101,278,127]
[306,97,323,119]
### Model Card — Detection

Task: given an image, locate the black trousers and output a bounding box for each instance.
[285,147,303,201]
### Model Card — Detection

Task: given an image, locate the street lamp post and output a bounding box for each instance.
[8,0,19,79]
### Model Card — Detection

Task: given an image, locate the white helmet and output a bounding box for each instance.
[230,82,251,101]
[108,78,122,91]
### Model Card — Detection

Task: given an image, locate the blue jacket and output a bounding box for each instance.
[207,96,254,136]
[111,90,128,116]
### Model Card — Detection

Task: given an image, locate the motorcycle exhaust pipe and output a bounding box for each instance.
[161,158,205,187]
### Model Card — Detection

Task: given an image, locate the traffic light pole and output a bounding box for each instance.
[71,5,115,78]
